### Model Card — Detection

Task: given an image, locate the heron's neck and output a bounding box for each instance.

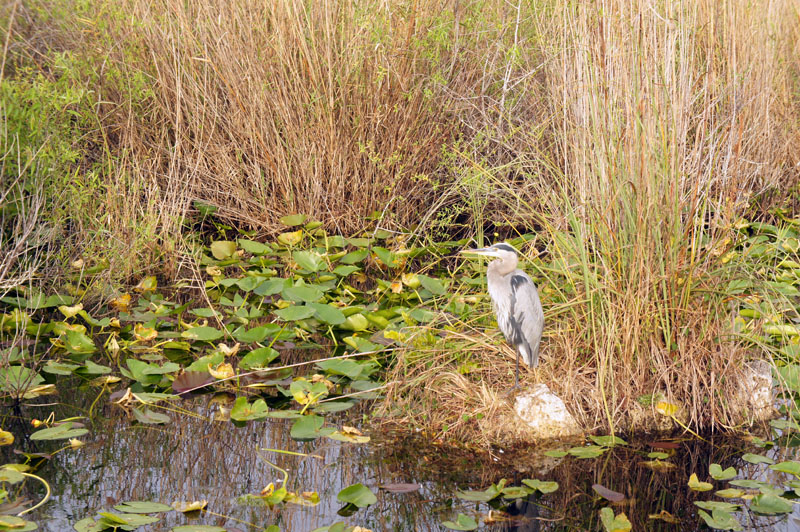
[488,255,517,277]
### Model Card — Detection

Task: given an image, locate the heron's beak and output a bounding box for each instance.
[459,247,502,258]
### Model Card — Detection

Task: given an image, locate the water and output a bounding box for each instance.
[5,385,800,531]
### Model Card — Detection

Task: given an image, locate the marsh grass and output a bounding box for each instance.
[4,0,800,434]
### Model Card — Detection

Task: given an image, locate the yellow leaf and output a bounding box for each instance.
[0,430,14,446]
[134,276,157,294]
[656,401,680,417]
[687,473,713,491]
[206,265,222,276]
[69,438,84,449]
[71,258,85,269]
[133,323,158,342]
[58,303,83,319]
[390,281,403,294]
[110,294,131,312]
[401,273,420,288]
[209,362,234,380]
[277,230,304,247]
[171,500,207,512]
[217,343,241,357]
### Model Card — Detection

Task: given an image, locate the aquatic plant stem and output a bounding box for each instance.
[16,472,50,516]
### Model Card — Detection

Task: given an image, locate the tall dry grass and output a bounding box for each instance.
[8,0,800,431]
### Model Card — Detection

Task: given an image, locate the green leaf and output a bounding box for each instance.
[769,460,800,477]
[280,214,307,226]
[694,501,740,512]
[337,483,377,508]
[290,415,327,440]
[418,274,447,295]
[333,265,359,276]
[316,359,369,379]
[709,463,736,480]
[233,324,279,343]
[742,453,774,465]
[186,352,224,373]
[254,278,290,296]
[170,526,227,532]
[441,513,478,531]
[113,501,174,513]
[521,478,559,493]
[181,326,224,342]
[588,434,628,447]
[0,516,37,531]
[230,396,269,421]
[339,249,368,264]
[340,313,370,331]
[599,507,632,532]
[456,479,506,502]
[209,240,237,260]
[697,509,742,530]
[282,284,325,303]
[239,347,280,370]
[274,305,316,321]
[238,239,272,255]
[132,408,171,425]
[715,489,745,498]
[30,422,88,441]
[567,445,607,458]
[308,302,346,325]
[749,493,793,514]
[0,366,44,392]
[42,361,81,375]
[293,250,325,272]
[63,330,97,354]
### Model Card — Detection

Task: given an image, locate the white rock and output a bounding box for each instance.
[514,384,582,439]
[743,359,774,420]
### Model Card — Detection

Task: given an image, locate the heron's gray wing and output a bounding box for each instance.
[509,271,544,366]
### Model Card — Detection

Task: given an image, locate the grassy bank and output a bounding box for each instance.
[2,0,800,434]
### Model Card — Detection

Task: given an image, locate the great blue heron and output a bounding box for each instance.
[461,243,544,388]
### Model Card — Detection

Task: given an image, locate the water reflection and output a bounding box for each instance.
[3,387,800,531]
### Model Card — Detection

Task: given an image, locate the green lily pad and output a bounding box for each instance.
[239,347,280,370]
[769,461,800,476]
[308,302,346,325]
[181,326,224,342]
[238,239,272,255]
[274,305,316,321]
[441,513,478,531]
[697,509,742,530]
[694,501,740,512]
[339,249,368,264]
[293,250,325,272]
[113,501,173,513]
[280,214,307,226]
[337,483,377,508]
[588,435,628,447]
[456,479,506,502]
[418,274,447,295]
[290,415,327,440]
[709,463,736,480]
[132,408,171,425]
[522,479,559,493]
[230,396,269,421]
[599,507,632,532]
[282,284,325,303]
[210,240,237,260]
[170,525,226,531]
[567,445,607,459]
[30,422,88,441]
[749,493,793,514]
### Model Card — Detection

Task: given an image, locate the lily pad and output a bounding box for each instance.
[709,463,736,480]
[181,326,224,342]
[337,483,377,508]
[31,422,88,441]
[113,501,173,513]
[441,513,478,531]
[210,240,237,260]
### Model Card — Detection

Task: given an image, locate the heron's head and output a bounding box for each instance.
[459,242,519,261]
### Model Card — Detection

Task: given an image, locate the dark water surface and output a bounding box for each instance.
[5,386,800,532]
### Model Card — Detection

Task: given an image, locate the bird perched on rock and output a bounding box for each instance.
[461,242,544,387]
